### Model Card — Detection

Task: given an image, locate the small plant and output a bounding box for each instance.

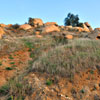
[5,67,13,70]
[12,24,20,29]
[25,41,34,50]
[7,96,14,100]
[11,65,17,68]
[10,62,15,64]
[0,84,9,95]
[80,89,85,94]
[46,79,53,86]
[30,52,35,58]
[0,61,2,66]
[9,55,14,60]
[90,70,94,74]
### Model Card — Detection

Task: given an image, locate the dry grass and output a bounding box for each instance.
[32,39,100,78]
[1,36,100,99]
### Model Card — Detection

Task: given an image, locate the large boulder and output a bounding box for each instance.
[28,18,43,27]
[0,24,6,27]
[82,23,90,32]
[19,24,32,30]
[44,22,57,26]
[84,22,93,31]
[0,27,5,39]
[65,35,73,39]
[41,25,60,34]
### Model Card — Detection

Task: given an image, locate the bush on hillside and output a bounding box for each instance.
[64,13,83,27]
[12,24,20,29]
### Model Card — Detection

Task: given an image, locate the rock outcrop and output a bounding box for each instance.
[28,18,43,27]
[19,24,32,30]
[41,25,60,34]
[44,22,58,26]
[0,24,6,27]
[84,22,93,31]
[0,27,5,39]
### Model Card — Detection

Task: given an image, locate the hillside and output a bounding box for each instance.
[0,18,100,100]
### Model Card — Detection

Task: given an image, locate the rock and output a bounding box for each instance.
[94,84,99,90]
[6,24,12,27]
[82,23,90,32]
[65,35,73,39]
[19,24,32,30]
[29,18,43,27]
[0,24,6,27]
[65,26,72,28]
[41,25,60,34]
[94,28,100,32]
[45,22,57,26]
[35,31,40,35]
[0,27,5,39]
[71,27,83,32]
[36,35,43,38]
[84,22,93,31]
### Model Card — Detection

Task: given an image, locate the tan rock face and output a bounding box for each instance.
[19,24,32,30]
[65,35,73,39]
[0,27,5,39]
[41,25,60,34]
[84,22,93,31]
[45,22,57,26]
[6,24,12,27]
[0,24,6,27]
[29,18,43,27]
[82,24,90,32]
[94,28,100,31]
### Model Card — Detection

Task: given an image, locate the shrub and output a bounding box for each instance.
[64,13,83,27]
[12,24,20,29]
[46,79,53,86]
[5,67,13,70]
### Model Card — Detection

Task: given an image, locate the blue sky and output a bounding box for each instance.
[0,0,100,28]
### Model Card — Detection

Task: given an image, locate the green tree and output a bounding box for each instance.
[64,13,80,27]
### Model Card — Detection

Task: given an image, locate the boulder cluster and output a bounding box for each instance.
[0,18,100,40]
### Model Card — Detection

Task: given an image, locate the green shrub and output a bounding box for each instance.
[12,24,20,29]
[0,61,2,66]
[0,84,9,95]
[46,79,53,86]
[5,67,13,70]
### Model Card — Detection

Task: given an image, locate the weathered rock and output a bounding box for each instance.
[0,27,5,39]
[84,22,93,31]
[65,35,73,39]
[6,24,12,27]
[0,24,6,27]
[94,28,100,31]
[19,24,32,30]
[45,22,57,26]
[82,23,90,32]
[29,18,43,27]
[41,25,60,34]
[35,31,40,35]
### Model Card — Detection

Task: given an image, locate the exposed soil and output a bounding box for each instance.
[0,48,31,87]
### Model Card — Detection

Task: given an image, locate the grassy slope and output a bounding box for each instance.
[0,36,100,99]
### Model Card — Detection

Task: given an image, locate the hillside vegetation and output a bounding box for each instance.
[0,18,100,100]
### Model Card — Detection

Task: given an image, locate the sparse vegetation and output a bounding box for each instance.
[32,39,100,78]
[5,67,13,70]
[12,24,20,29]
[46,79,53,86]
[0,61,2,66]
